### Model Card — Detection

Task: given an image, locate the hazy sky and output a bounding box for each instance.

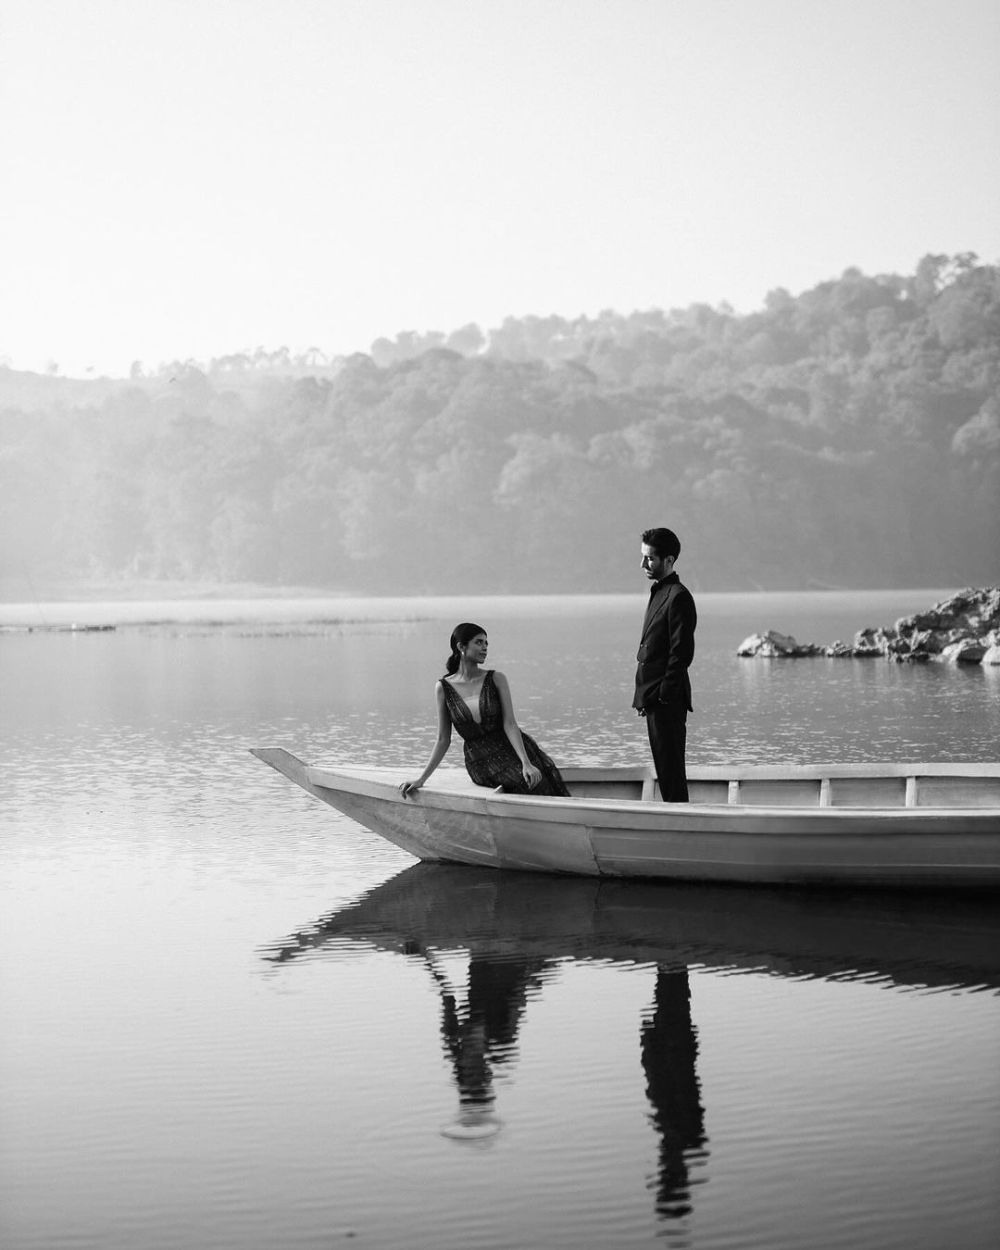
[2,0,998,377]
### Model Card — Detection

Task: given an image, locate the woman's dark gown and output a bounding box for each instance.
[441,670,570,796]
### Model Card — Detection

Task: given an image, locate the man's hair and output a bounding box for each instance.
[641,527,681,560]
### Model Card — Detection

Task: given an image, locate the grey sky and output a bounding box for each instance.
[2,0,998,376]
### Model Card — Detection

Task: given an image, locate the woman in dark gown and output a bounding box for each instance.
[399,622,569,798]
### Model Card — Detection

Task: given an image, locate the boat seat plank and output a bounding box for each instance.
[688,780,730,805]
[737,779,823,807]
[561,766,652,782]
[829,777,907,808]
[566,780,646,801]
[916,776,1000,808]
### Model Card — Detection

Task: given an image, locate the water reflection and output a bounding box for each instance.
[426,948,553,1142]
[263,866,999,1232]
[263,864,1000,991]
[641,969,707,1220]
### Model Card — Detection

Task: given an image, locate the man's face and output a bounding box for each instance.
[640,543,673,582]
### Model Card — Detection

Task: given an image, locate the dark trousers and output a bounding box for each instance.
[645,707,688,802]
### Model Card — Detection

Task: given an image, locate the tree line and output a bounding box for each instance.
[2,253,997,594]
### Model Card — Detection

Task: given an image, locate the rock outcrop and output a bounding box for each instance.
[737,587,1000,664]
[735,630,825,658]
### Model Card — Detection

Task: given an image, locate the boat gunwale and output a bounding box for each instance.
[303,762,1000,823]
[309,761,1000,782]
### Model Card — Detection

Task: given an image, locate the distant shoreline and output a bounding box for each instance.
[0,578,357,604]
[0,578,968,606]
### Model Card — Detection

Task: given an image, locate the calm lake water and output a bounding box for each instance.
[1,590,998,1250]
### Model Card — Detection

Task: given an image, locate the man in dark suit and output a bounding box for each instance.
[633,527,697,802]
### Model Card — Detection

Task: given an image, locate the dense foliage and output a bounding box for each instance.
[2,254,997,594]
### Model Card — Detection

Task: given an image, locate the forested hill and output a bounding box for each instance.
[2,254,998,595]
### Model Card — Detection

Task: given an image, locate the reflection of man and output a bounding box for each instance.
[633,527,697,802]
[640,968,707,1220]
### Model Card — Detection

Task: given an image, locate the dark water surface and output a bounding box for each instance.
[1,591,998,1249]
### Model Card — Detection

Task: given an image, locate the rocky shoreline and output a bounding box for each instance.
[737,587,1000,665]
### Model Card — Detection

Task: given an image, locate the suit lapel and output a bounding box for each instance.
[640,580,675,641]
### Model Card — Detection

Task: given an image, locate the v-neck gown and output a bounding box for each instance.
[441,670,570,796]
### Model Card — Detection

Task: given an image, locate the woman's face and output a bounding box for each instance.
[461,633,488,665]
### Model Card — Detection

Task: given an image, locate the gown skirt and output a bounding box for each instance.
[441,670,570,797]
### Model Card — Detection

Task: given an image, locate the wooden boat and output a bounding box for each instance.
[250,748,1000,889]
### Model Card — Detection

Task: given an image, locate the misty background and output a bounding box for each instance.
[2,253,997,596]
[2,1,998,598]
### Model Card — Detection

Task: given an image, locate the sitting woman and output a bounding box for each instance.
[399,622,570,798]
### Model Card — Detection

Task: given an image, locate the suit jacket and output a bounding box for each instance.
[633,573,696,713]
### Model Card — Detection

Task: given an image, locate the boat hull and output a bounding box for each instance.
[251,749,1000,889]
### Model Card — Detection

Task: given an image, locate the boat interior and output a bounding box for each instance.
[559,765,1000,809]
[302,757,1000,811]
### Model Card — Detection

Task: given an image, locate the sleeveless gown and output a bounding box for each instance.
[441,670,570,796]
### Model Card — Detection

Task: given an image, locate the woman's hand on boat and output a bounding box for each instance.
[399,780,422,798]
[522,763,542,789]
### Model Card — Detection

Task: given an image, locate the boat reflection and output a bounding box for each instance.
[262,865,999,1225]
[263,863,1000,992]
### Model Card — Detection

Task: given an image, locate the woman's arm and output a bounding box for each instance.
[493,670,542,790]
[399,683,452,797]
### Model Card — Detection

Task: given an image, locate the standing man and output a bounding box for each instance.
[633,527,697,802]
